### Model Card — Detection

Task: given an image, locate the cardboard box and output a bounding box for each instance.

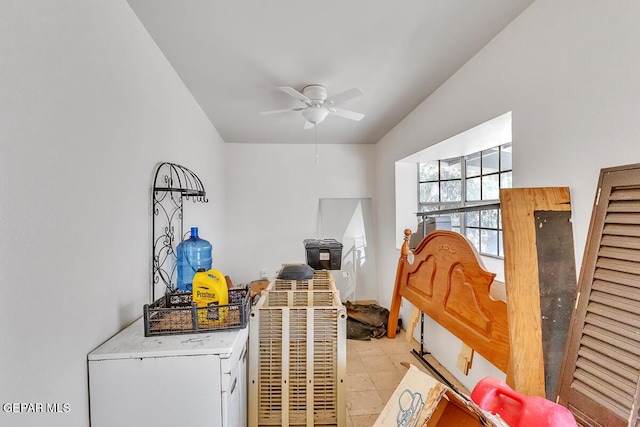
[249,279,269,295]
[373,365,508,427]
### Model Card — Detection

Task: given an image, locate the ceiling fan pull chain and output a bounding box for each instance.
[315,124,319,163]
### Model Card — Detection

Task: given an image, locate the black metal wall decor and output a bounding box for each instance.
[151,162,207,301]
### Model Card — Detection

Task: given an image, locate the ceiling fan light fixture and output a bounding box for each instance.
[261,84,364,128]
[302,106,329,125]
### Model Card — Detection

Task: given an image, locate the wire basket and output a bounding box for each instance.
[143,287,250,337]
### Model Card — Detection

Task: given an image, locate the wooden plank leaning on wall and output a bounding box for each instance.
[500,187,577,398]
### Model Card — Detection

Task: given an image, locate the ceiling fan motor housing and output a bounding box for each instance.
[302,84,328,102]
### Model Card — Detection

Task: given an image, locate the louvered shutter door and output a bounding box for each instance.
[558,164,640,427]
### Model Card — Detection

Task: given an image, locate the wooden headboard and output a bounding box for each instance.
[387,229,510,374]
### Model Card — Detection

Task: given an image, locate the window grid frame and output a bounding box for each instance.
[418,143,511,258]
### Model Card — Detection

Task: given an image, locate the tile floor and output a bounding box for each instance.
[345,330,468,427]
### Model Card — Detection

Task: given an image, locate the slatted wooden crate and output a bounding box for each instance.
[268,269,336,291]
[248,290,347,427]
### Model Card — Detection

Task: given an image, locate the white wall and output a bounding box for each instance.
[0,2,226,426]
[374,0,640,391]
[222,143,376,285]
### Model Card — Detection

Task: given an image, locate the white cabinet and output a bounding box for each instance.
[88,318,248,427]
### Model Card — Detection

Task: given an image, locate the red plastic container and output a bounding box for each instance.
[471,377,577,427]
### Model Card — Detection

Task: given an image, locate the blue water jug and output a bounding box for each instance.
[176,227,212,292]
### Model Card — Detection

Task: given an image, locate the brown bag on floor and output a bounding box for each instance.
[345,301,399,340]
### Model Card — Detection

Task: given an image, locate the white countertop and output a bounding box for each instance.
[88,317,249,361]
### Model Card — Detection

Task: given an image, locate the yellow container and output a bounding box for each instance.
[192,269,229,326]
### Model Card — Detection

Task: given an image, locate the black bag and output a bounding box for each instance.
[276,264,315,281]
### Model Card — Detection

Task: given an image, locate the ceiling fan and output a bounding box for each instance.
[261,84,365,128]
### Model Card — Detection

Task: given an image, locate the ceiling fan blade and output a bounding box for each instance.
[329,107,365,121]
[304,120,315,129]
[260,107,306,115]
[279,87,311,104]
[325,88,364,106]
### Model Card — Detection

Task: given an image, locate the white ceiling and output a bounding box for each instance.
[127,0,534,145]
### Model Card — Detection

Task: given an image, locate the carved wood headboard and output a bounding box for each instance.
[387,229,510,374]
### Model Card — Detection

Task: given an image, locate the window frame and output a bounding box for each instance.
[417,143,512,258]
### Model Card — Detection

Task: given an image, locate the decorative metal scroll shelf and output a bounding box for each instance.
[151,162,207,301]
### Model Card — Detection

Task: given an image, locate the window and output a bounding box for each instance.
[418,143,512,257]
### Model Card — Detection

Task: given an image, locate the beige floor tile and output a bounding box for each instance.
[346,338,374,353]
[387,352,417,373]
[377,336,413,354]
[346,390,385,416]
[350,414,380,427]
[346,354,367,373]
[345,330,463,423]
[369,369,405,390]
[377,387,397,405]
[353,343,389,357]
[360,354,398,373]
[347,348,361,359]
[347,372,376,392]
